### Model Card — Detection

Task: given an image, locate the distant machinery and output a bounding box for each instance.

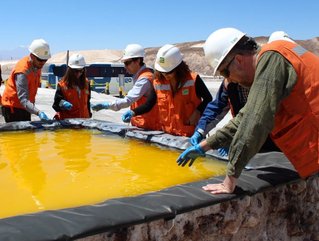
[42,63,133,97]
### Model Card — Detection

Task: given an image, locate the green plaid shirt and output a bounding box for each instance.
[206,50,298,178]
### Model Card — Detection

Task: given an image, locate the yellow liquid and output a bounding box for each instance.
[0,129,226,219]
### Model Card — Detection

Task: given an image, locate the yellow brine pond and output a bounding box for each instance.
[0,129,226,219]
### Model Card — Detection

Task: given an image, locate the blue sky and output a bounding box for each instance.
[1,0,318,54]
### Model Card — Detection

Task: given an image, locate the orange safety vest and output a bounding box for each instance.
[130,68,160,130]
[2,56,41,110]
[55,79,91,120]
[258,40,319,178]
[154,72,201,137]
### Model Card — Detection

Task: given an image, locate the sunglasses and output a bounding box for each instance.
[34,55,47,63]
[124,59,134,66]
[219,56,235,78]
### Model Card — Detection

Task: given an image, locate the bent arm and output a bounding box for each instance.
[52,84,64,112]
[196,80,230,134]
[205,51,298,178]
[15,73,40,115]
[109,78,152,111]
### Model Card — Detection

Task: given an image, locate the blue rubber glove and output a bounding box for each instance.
[190,131,203,146]
[217,147,229,157]
[177,144,206,167]
[91,102,110,111]
[122,110,134,123]
[38,112,50,121]
[62,101,73,110]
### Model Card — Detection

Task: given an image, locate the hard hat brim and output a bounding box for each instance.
[212,34,245,76]
[121,55,143,62]
[68,64,86,69]
[154,58,182,73]
[29,50,51,60]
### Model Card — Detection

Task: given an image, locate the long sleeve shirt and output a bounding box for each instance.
[196,80,230,135]
[196,81,250,136]
[15,73,40,115]
[206,51,298,178]
[108,65,153,111]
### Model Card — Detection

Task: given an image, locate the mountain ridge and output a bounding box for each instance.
[1,36,318,77]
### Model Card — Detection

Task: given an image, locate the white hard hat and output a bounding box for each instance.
[29,39,51,60]
[68,53,86,69]
[122,44,145,61]
[268,31,294,43]
[154,44,183,72]
[204,28,245,75]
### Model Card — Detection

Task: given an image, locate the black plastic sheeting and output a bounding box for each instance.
[0,119,302,241]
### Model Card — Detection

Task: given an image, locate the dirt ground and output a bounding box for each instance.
[0,81,230,130]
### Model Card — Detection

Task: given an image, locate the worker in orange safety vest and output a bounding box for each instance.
[153,44,212,137]
[1,39,51,122]
[177,28,319,194]
[52,53,91,120]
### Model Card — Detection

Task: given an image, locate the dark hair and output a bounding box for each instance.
[155,61,190,84]
[131,57,144,67]
[230,35,258,55]
[62,67,87,89]
[220,35,258,68]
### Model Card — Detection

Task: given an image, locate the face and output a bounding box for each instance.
[218,54,255,88]
[161,69,176,81]
[124,59,139,74]
[31,54,47,69]
[72,68,85,78]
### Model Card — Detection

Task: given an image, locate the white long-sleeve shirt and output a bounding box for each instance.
[108,65,152,111]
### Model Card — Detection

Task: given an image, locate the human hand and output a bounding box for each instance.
[38,112,50,121]
[91,102,110,111]
[190,131,203,146]
[202,175,237,194]
[217,147,229,157]
[177,144,205,167]
[122,110,134,123]
[62,101,73,110]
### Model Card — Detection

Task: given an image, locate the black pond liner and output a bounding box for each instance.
[0,119,300,241]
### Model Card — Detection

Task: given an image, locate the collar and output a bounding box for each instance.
[133,65,147,80]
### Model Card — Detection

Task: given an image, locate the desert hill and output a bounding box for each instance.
[144,37,319,75]
[1,36,319,77]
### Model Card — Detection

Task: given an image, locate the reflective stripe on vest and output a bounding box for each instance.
[153,71,201,137]
[154,84,170,91]
[183,80,195,88]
